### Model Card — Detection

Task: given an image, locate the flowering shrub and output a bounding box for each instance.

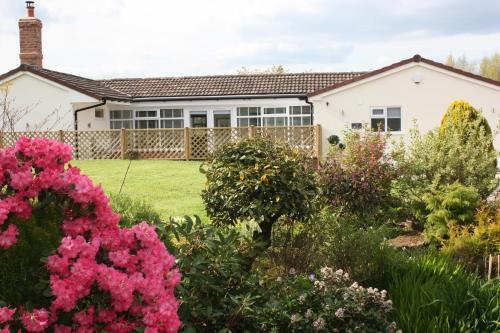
[319,129,399,217]
[257,267,399,332]
[0,137,180,332]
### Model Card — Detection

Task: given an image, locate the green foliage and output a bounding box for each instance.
[0,193,63,309]
[393,117,497,224]
[423,183,481,243]
[480,52,500,81]
[443,203,500,273]
[256,269,398,333]
[201,137,318,245]
[440,100,492,139]
[319,129,399,218]
[388,254,500,333]
[170,216,264,332]
[110,193,162,227]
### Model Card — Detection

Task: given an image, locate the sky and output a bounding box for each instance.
[0,0,499,79]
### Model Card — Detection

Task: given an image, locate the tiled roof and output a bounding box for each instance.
[98,72,365,99]
[0,64,132,101]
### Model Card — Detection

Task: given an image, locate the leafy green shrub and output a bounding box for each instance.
[0,195,63,309]
[266,210,405,289]
[443,203,500,274]
[388,254,500,333]
[170,216,264,332]
[201,137,318,246]
[319,129,399,218]
[256,268,400,333]
[393,106,497,223]
[327,134,340,145]
[423,183,481,243]
[109,193,162,227]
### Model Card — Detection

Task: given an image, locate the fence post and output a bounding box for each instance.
[314,124,322,159]
[184,127,190,160]
[249,125,256,139]
[120,128,127,159]
[0,131,3,149]
[58,130,65,143]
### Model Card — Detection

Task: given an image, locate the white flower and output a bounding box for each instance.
[350,282,359,290]
[276,276,283,283]
[314,280,326,290]
[290,314,300,324]
[320,266,334,279]
[313,317,325,330]
[335,307,345,318]
[298,294,306,304]
[289,268,296,275]
[305,309,313,319]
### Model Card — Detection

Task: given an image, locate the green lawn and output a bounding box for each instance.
[72,160,207,220]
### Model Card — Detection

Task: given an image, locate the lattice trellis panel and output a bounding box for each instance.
[189,128,210,160]
[257,126,316,157]
[1,131,60,147]
[126,129,184,159]
[73,131,122,160]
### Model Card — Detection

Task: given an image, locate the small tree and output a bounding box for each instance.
[201,137,317,246]
[440,100,492,139]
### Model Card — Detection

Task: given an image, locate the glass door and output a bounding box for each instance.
[190,112,207,128]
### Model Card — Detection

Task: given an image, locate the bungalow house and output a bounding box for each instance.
[1,2,500,156]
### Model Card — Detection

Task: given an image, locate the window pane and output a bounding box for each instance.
[249,107,260,116]
[149,120,158,128]
[275,117,287,126]
[174,119,184,128]
[372,108,384,116]
[276,107,286,114]
[238,118,248,127]
[302,116,311,125]
[387,107,401,118]
[302,106,311,114]
[264,118,275,126]
[110,111,121,120]
[147,111,157,117]
[110,121,119,129]
[135,120,146,129]
[124,110,133,119]
[238,107,248,116]
[387,118,401,131]
[292,117,302,126]
[174,109,183,118]
[214,114,231,127]
[249,117,260,126]
[160,109,172,118]
[123,120,132,129]
[371,118,385,131]
[291,106,301,115]
[264,108,274,115]
[161,120,172,128]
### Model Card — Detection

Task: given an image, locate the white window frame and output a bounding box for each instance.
[370,106,402,133]
[237,107,262,127]
[160,108,184,128]
[109,110,133,129]
[263,107,288,127]
[134,110,159,129]
[289,105,312,126]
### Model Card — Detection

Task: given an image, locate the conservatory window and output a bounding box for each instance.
[135,110,159,129]
[160,109,184,128]
[109,110,133,129]
[289,105,312,126]
[263,107,287,126]
[237,107,261,127]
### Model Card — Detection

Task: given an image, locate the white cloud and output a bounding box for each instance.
[0,0,498,78]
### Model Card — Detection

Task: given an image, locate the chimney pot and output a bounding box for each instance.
[26,1,35,17]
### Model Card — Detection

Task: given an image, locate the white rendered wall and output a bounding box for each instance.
[0,72,97,131]
[311,63,500,156]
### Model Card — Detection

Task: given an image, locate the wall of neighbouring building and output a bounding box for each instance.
[311,62,500,156]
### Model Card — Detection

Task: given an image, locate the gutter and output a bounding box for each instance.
[73,99,107,131]
[132,94,306,102]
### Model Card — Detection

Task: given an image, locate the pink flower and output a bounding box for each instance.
[0,307,16,324]
[20,308,50,332]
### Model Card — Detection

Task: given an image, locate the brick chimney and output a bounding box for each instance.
[19,1,43,67]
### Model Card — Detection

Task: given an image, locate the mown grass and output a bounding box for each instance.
[72,160,207,220]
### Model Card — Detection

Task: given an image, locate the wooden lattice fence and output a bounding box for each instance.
[0,125,321,160]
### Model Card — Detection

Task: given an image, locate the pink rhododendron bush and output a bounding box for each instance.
[0,137,181,332]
